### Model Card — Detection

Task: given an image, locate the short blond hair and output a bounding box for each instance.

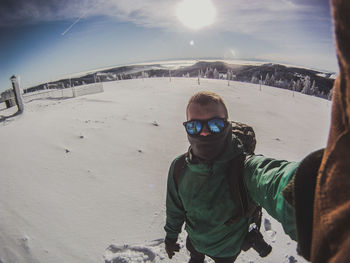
[186,91,228,118]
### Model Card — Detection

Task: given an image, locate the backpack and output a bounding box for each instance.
[172,121,262,228]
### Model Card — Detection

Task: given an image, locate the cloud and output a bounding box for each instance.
[0,0,329,32]
[0,0,177,28]
[214,0,330,34]
[0,0,88,26]
[255,51,338,72]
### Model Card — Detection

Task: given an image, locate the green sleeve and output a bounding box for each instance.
[164,158,186,239]
[244,155,298,241]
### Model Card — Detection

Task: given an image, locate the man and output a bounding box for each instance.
[164,91,298,262]
[165,0,350,261]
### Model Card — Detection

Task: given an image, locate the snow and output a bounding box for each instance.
[316,73,327,78]
[329,74,337,80]
[0,77,331,263]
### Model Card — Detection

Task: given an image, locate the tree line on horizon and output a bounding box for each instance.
[12,62,334,101]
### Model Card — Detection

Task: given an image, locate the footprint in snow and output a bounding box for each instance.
[151,121,159,126]
[264,218,272,231]
[104,244,156,263]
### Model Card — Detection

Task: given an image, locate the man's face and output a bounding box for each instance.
[187,102,226,136]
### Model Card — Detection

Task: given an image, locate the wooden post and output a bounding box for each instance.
[227,70,230,86]
[260,75,262,91]
[198,70,201,85]
[10,75,24,113]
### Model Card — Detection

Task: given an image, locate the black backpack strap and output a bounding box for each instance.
[227,153,262,227]
[227,153,247,219]
[173,153,187,190]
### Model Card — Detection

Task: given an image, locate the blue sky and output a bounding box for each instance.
[0,0,337,92]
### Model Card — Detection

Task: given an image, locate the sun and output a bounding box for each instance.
[176,0,216,30]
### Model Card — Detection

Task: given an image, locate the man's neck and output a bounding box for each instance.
[188,147,213,164]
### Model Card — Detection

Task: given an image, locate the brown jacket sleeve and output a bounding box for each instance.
[312,0,350,262]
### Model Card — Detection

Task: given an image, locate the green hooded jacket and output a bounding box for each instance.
[164,136,298,257]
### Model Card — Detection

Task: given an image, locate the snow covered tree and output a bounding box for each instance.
[213,68,219,79]
[275,79,283,88]
[276,79,289,89]
[301,76,311,94]
[310,80,317,95]
[251,76,259,84]
[311,80,316,90]
[205,68,210,78]
[207,68,214,78]
[328,88,333,100]
[227,70,231,80]
[270,75,275,86]
[264,73,270,85]
[227,70,231,86]
[294,79,302,92]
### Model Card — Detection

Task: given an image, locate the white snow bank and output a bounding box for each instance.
[0,78,331,263]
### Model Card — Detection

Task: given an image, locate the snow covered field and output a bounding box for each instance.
[0,78,331,263]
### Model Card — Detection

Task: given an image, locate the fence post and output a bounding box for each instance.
[10,75,24,113]
[197,70,200,85]
[259,75,262,91]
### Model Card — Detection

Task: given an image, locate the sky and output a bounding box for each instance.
[0,0,338,92]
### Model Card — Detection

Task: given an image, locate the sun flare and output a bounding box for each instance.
[176,0,216,30]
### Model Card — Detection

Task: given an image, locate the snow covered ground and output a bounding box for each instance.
[0,78,331,263]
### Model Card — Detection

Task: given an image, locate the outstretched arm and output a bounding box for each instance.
[244,155,298,241]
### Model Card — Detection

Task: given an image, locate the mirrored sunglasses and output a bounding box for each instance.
[183,118,228,135]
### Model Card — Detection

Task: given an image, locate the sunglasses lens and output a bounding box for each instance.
[207,118,226,133]
[185,121,202,135]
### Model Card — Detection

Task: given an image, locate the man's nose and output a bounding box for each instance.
[200,125,210,136]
